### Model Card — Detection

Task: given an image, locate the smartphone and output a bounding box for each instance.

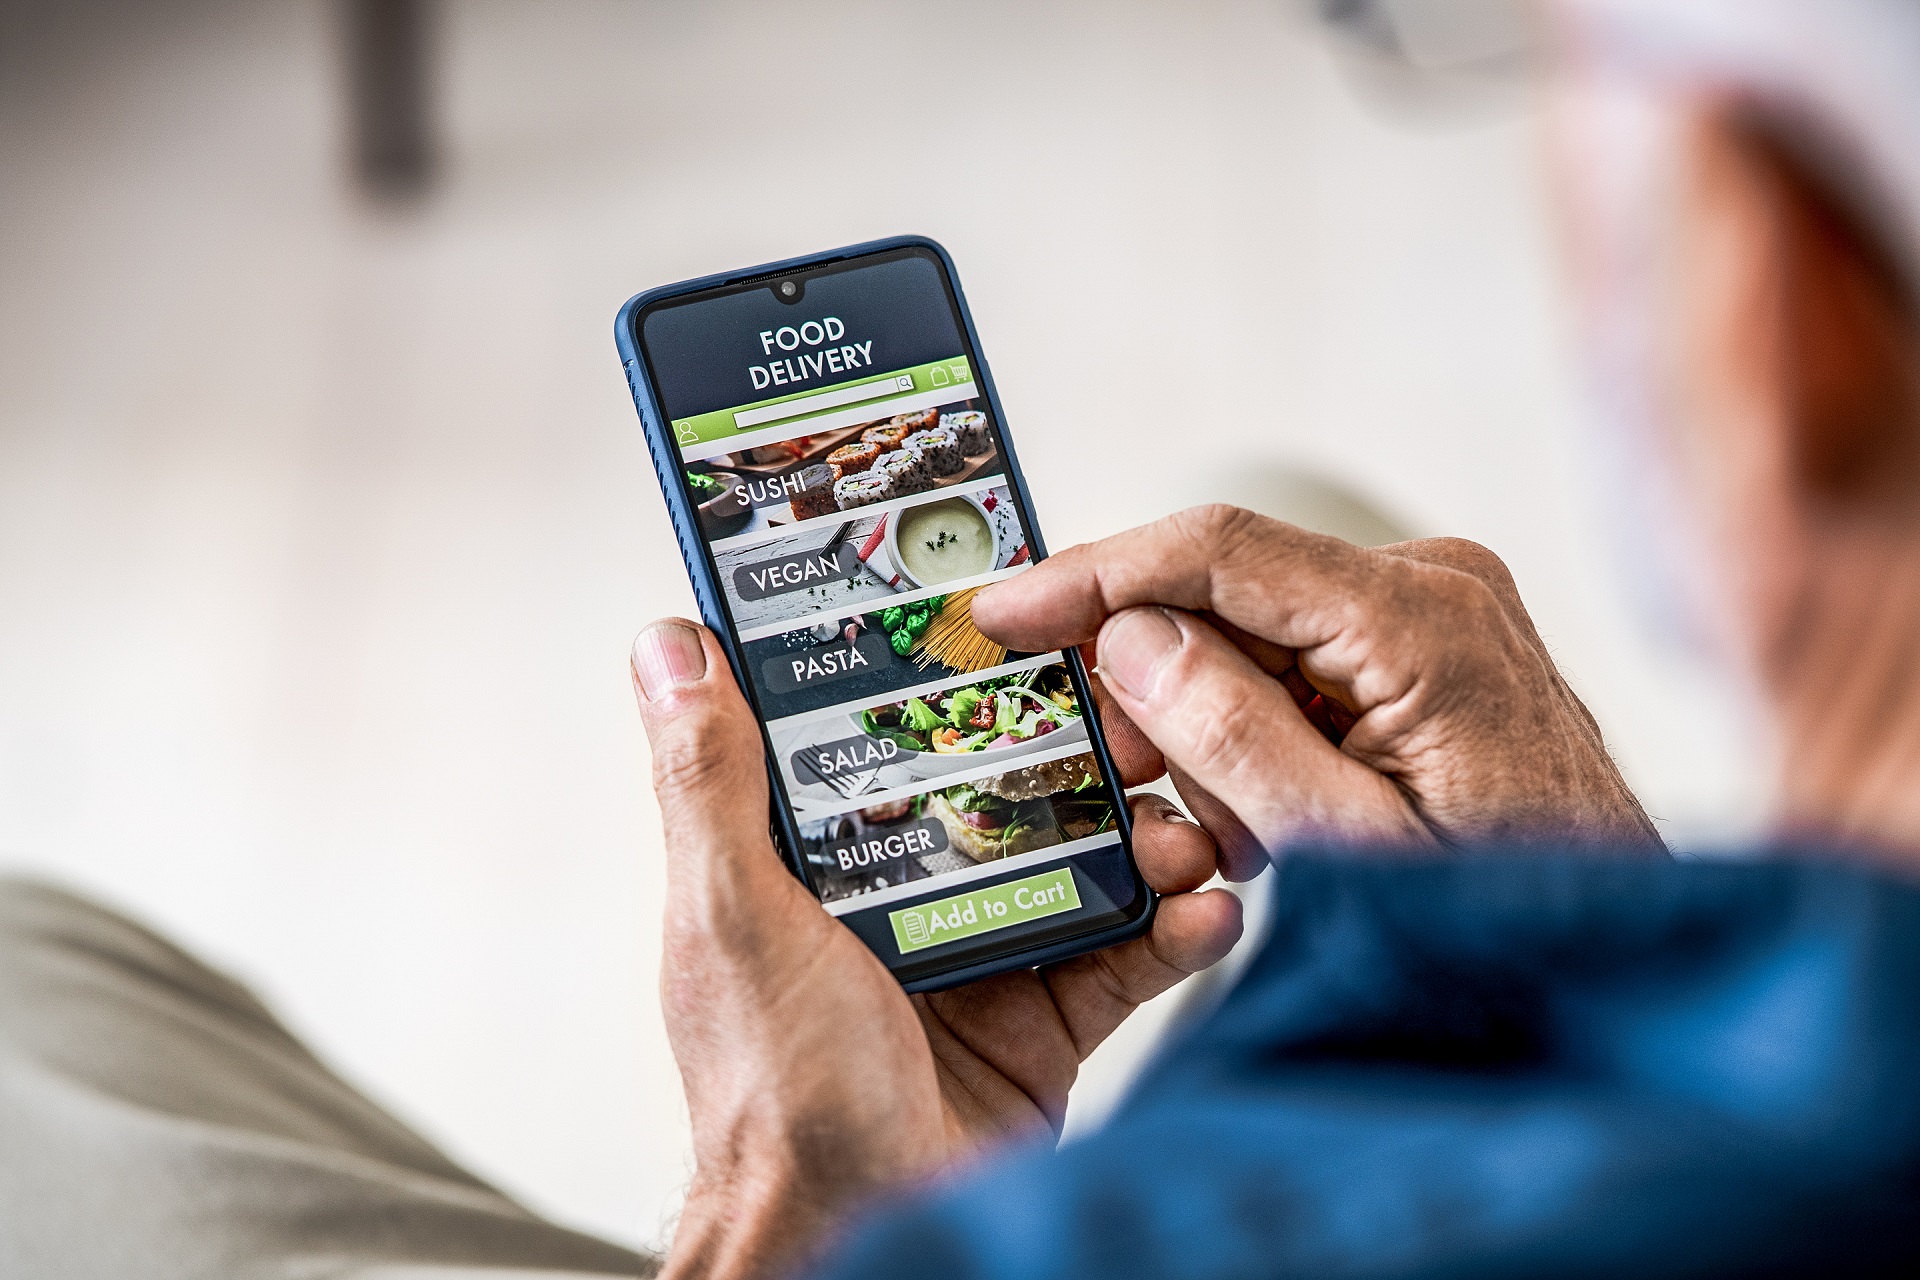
[615,236,1152,992]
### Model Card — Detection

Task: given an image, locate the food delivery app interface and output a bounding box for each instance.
[638,247,1138,964]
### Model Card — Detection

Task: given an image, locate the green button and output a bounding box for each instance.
[889,867,1082,954]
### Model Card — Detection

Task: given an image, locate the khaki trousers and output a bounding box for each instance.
[0,879,656,1279]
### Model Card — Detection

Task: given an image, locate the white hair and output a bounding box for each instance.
[1556,0,1920,283]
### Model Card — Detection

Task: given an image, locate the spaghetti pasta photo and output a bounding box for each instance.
[911,589,1008,674]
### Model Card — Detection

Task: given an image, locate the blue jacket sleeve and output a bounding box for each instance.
[809,848,1920,1279]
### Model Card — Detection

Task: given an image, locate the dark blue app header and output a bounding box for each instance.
[639,251,966,420]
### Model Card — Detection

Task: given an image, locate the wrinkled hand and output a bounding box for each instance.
[630,620,1241,1280]
[972,505,1661,875]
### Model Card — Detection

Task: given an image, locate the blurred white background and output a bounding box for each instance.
[0,0,1765,1254]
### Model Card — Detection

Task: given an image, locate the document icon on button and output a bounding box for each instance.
[900,910,930,947]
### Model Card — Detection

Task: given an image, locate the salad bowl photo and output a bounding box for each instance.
[850,664,1088,780]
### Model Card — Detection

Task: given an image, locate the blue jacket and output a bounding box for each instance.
[814,850,1920,1278]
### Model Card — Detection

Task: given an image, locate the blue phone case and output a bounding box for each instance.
[615,234,1154,992]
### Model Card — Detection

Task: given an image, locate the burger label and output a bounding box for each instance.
[821,816,948,873]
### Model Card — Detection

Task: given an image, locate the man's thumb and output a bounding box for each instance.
[631,620,776,886]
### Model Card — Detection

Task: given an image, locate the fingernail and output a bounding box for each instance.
[632,622,707,701]
[1100,608,1182,701]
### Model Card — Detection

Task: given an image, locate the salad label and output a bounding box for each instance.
[792,733,904,785]
[820,817,948,874]
[889,867,1082,954]
[733,542,863,601]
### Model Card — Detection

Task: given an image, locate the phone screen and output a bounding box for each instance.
[633,244,1145,983]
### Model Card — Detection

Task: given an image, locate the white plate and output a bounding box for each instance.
[847,711,1088,780]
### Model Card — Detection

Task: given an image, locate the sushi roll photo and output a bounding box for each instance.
[860,423,910,453]
[873,447,934,496]
[902,428,963,477]
[890,408,939,435]
[827,441,880,480]
[939,410,991,456]
[787,463,838,522]
[834,470,892,510]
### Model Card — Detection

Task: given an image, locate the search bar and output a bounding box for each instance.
[733,373,916,432]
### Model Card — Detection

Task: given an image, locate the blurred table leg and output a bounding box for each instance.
[343,0,436,199]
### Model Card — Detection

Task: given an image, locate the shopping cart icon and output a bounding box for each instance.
[900,910,930,947]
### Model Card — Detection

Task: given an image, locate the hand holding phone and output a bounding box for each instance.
[629,611,1241,1279]
[617,238,1244,1273]
[618,237,1181,990]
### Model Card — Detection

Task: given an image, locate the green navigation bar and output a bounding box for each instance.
[888,866,1081,955]
[672,355,974,451]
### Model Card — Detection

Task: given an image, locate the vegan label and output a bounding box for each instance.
[734,542,863,602]
[889,866,1081,954]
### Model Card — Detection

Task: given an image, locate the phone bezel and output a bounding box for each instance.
[615,235,1155,992]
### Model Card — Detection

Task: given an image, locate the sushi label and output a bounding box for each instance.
[729,468,832,510]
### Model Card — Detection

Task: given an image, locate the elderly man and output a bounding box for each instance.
[630,2,1920,1276]
[6,0,1919,1276]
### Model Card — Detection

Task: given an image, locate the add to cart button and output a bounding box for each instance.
[889,867,1081,954]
